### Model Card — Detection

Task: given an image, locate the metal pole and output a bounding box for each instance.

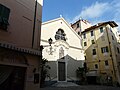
[32,0,37,48]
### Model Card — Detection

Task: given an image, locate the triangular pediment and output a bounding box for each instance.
[41,17,82,49]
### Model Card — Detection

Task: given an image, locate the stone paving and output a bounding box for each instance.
[52,82,79,87]
[40,85,120,90]
[40,82,120,90]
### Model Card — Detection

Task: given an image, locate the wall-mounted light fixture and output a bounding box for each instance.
[48,38,53,46]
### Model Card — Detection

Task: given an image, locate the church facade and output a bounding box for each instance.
[41,17,84,84]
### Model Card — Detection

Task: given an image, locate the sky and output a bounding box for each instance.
[42,0,120,27]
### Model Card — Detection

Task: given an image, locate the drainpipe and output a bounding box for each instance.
[105,26,117,83]
[94,29,101,74]
[32,0,37,48]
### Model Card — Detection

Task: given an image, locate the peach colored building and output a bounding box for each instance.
[0,0,43,90]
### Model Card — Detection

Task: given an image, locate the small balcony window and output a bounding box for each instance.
[101,46,109,53]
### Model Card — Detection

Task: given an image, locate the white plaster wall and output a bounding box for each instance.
[41,17,85,82]
[41,18,82,49]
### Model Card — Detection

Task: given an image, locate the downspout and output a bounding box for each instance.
[94,29,101,74]
[105,26,117,83]
[32,0,37,48]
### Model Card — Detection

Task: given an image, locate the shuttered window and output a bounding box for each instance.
[0,4,10,30]
[100,27,103,33]
[101,46,109,53]
[93,49,96,55]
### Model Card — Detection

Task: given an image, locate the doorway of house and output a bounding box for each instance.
[58,62,66,81]
[0,65,26,90]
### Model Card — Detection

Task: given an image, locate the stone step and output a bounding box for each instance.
[52,82,79,87]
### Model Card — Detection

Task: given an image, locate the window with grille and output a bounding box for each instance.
[101,46,109,53]
[55,29,66,41]
[0,4,10,30]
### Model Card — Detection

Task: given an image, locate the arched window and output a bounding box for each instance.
[59,47,64,59]
[55,29,66,41]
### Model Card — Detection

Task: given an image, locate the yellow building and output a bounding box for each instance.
[72,20,120,85]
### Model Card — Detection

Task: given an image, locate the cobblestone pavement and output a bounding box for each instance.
[40,85,120,90]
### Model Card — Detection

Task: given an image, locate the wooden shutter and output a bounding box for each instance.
[101,48,103,53]
[106,46,109,52]
[3,6,10,20]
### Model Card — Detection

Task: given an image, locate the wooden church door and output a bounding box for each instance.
[58,62,66,81]
[58,47,66,81]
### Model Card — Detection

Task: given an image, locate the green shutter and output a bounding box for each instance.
[101,48,103,53]
[0,4,10,21]
[0,4,10,30]
[0,4,3,16]
[2,18,9,25]
[106,46,109,52]
[2,6,10,20]
[0,17,2,23]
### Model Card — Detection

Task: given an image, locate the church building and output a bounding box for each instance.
[41,17,84,84]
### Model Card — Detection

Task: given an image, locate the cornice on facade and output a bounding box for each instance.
[81,21,118,33]
[0,41,41,56]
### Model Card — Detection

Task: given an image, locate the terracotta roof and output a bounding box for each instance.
[81,21,118,33]
[71,19,81,26]
[71,19,90,26]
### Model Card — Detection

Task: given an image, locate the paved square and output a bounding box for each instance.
[40,85,120,90]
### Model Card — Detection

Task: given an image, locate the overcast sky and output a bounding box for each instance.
[42,0,120,27]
